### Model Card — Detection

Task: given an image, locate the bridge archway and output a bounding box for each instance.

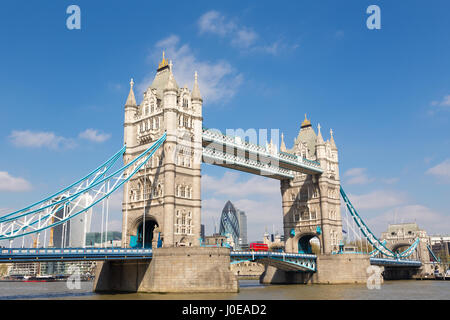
[391,243,411,254]
[296,233,321,254]
[130,216,159,248]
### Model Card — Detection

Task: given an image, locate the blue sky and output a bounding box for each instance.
[0,1,449,243]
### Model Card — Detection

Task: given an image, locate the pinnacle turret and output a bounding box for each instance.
[125,78,137,106]
[192,71,202,101]
[164,68,177,92]
[280,133,287,152]
[330,128,337,149]
[316,123,324,145]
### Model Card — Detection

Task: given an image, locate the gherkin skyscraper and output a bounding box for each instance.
[219,200,247,249]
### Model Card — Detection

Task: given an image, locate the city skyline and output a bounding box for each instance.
[0,1,449,244]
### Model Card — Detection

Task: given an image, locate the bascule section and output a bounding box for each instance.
[280,116,342,255]
[122,53,203,249]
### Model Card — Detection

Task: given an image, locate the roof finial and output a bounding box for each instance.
[301,113,311,128]
[158,51,169,70]
[169,60,173,71]
[130,78,134,88]
[330,128,333,137]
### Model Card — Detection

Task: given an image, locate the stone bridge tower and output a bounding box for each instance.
[380,223,433,274]
[121,53,203,248]
[281,115,342,254]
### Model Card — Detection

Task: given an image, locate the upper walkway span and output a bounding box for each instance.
[202,128,323,180]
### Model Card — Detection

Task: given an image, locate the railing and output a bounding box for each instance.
[0,247,153,262]
[202,146,294,179]
[370,257,422,267]
[230,251,317,271]
[230,251,316,259]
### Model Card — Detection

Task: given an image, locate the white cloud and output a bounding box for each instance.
[198,10,236,36]
[380,177,399,185]
[9,130,76,149]
[367,205,450,236]
[344,168,374,185]
[197,10,296,56]
[231,28,259,48]
[426,159,450,182]
[79,129,111,143]
[347,189,408,210]
[105,219,122,232]
[0,171,32,192]
[139,35,243,103]
[430,94,450,109]
[335,30,345,39]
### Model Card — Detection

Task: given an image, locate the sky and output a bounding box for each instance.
[0,1,449,244]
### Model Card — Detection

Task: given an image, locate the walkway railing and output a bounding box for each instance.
[202,146,294,179]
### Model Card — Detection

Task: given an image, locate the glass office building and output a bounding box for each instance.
[219,201,248,249]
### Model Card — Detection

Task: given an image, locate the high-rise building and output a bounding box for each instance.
[219,201,248,250]
[200,224,205,240]
[237,210,248,248]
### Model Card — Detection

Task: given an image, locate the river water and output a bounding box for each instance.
[0,280,448,300]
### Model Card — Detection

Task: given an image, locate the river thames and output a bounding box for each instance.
[0,279,448,300]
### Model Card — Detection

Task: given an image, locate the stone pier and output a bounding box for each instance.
[93,247,238,293]
[260,253,372,284]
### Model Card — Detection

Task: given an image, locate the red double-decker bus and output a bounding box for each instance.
[249,243,268,251]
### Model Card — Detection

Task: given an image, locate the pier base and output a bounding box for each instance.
[383,267,420,280]
[93,247,238,293]
[260,254,372,284]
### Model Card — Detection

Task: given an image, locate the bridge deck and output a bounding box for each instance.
[369,257,422,268]
[0,248,153,263]
[0,248,422,270]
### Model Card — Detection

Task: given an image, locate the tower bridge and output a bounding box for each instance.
[0,54,428,292]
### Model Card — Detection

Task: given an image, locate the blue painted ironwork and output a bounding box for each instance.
[316,226,322,235]
[0,247,422,270]
[0,145,126,223]
[340,186,419,259]
[427,244,440,263]
[230,251,317,272]
[370,257,422,268]
[0,247,153,263]
[0,133,166,240]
